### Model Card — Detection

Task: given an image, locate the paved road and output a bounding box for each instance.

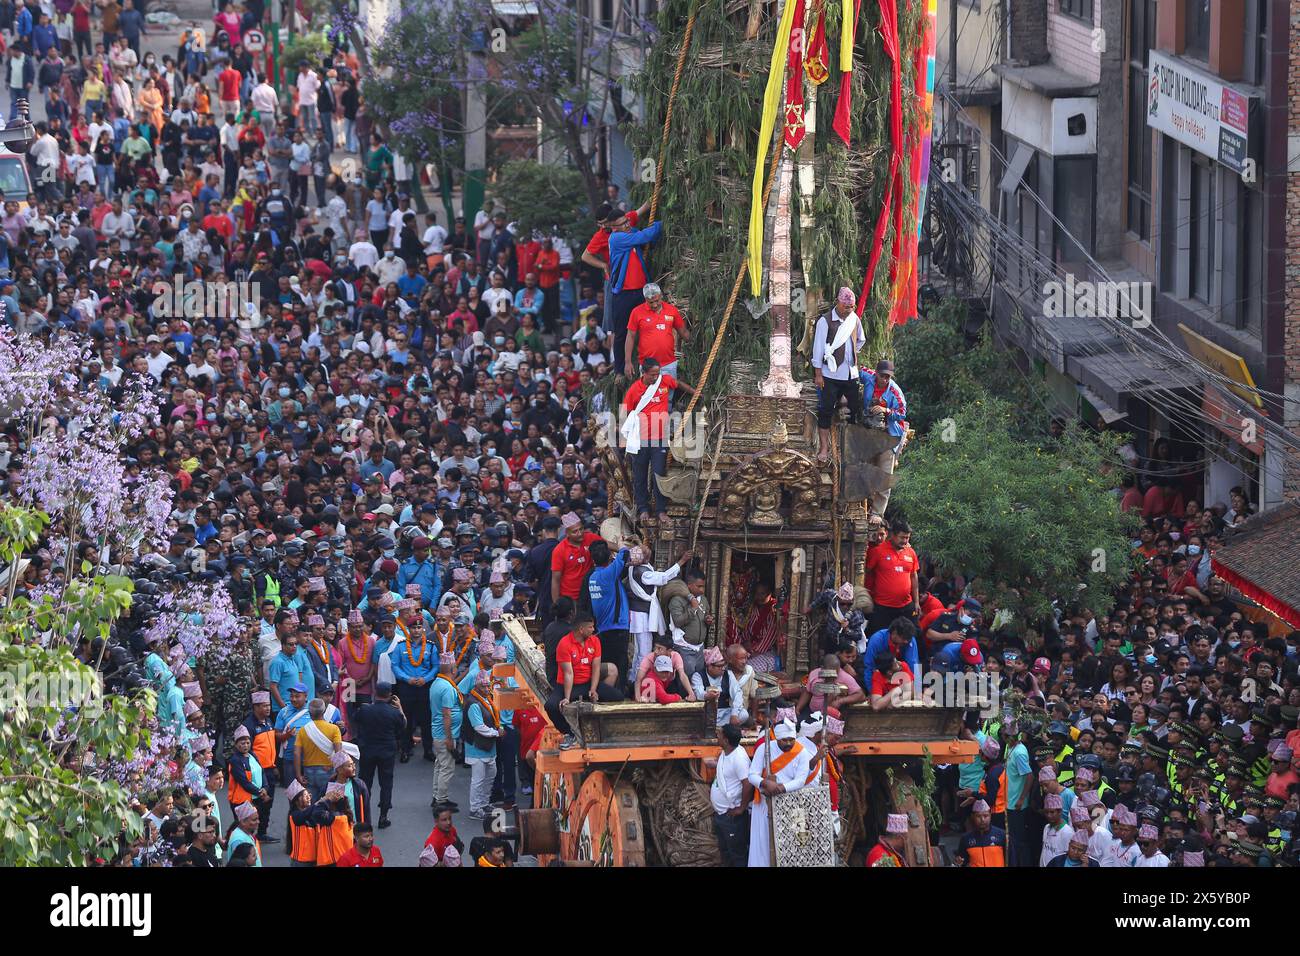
[259,751,482,868]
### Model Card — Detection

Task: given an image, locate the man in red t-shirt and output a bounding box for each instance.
[550,511,601,605]
[865,519,920,635]
[423,806,461,865]
[546,615,619,747]
[624,282,688,378]
[335,823,384,867]
[620,357,696,521]
[217,65,242,116]
[514,705,546,771]
[535,238,562,331]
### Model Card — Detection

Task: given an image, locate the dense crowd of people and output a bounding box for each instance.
[3,3,1296,872]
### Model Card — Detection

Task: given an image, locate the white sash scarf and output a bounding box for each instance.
[619,375,662,455]
[303,719,335,756]
[823,311,860,373]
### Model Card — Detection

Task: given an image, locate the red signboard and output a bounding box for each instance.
[1201,384,1265,455]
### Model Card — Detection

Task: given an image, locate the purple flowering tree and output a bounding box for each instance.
[0,328,180,864]
[365,0,625,213]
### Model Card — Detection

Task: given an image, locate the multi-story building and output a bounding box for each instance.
[935,0,1298,511]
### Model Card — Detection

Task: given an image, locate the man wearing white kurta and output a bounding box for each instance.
[810,287,865,462]
[797,713,826,785]
[626,545,692,678]
[1039,793,1073,866]
[1133,824,1169,867]
[747,719,812,867]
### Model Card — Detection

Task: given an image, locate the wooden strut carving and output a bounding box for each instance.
[634,761,722,867]
[716,427,823,529]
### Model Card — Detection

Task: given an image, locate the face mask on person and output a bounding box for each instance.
[384,250,394,259]
[1144,654,1157,665]
[1187,545,1201,556]
[959,613,972,626]
[383,548,395,559]
[419,394,431,404]
[295,419,306,429]
[279,387,291,398]
[494,336,505,346]
[331,444,344,455]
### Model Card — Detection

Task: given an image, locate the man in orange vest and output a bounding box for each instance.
[865,813,909,866]
[285,779,321,867]
[315,781,356,866]
[239,690,280,843]
[956,798,1007,866]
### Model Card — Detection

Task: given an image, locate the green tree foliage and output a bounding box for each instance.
[280,32,333,77]
[493,160,591,252]
[0,506,153,867]
[890,395,1139,623]
[365,0,614,213]
[625,0,924,403]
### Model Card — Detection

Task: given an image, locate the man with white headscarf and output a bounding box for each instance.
[747,718,811,867]
[810,287,864,463]
[798,712,827,784]
[437,566,478,624]
[627,545,693,678]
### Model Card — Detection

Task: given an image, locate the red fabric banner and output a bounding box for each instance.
[831,0,864,145]
[857,0,902,306]
[784,0,809,149]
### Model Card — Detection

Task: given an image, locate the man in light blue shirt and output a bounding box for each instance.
[268,635,314,708]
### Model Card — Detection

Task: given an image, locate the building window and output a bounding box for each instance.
[1239,185,1263,332]
[1058,0,1093,23]
[1127,0,1156,241]
[1189,154,1215,304]
[1054,155,1096,264]
[1184,0,1210,61]
[1243,0,1267,87]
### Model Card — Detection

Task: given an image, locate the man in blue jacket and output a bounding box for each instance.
[607,216,663,379]
[863,616,921,684]
[390,615,439,763]
[397,536,442,611]
[858,358,908,516]
[585,539,631,687]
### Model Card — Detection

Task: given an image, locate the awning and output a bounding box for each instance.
[1211,504,1300,629]
[1077,384,1126,424]
[998,142,1034,194]
[1065,350,1185,411]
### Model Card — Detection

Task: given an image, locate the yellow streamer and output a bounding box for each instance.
[746,0,800,298]
[839,0,854,70]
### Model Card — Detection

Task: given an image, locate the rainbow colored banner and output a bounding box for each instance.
[889,0,936,326]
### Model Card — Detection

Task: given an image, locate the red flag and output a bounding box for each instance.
[805,1,830,85]
[784,0,809,149]
[831,0,864,145]
[857,0,903,306]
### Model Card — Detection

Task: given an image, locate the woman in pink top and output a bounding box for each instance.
[632,635,697,701]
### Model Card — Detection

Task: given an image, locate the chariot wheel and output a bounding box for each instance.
[533,760,582,865]
[566,771,646,867]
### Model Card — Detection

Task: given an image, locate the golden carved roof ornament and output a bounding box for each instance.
[772,418,789,448]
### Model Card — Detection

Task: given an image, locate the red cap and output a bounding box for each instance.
[1032,657,1051,675]
[960,639,983,665]
[380,559,399,575]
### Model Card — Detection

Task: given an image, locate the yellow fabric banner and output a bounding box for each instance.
[839,0,854,69]
[747,0,801,297]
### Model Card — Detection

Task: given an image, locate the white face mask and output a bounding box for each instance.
[959,613,972,626]
[1187,545,1201,556]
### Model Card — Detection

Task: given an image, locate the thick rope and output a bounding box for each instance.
[649,4,698,225]
[684,139,783,419]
